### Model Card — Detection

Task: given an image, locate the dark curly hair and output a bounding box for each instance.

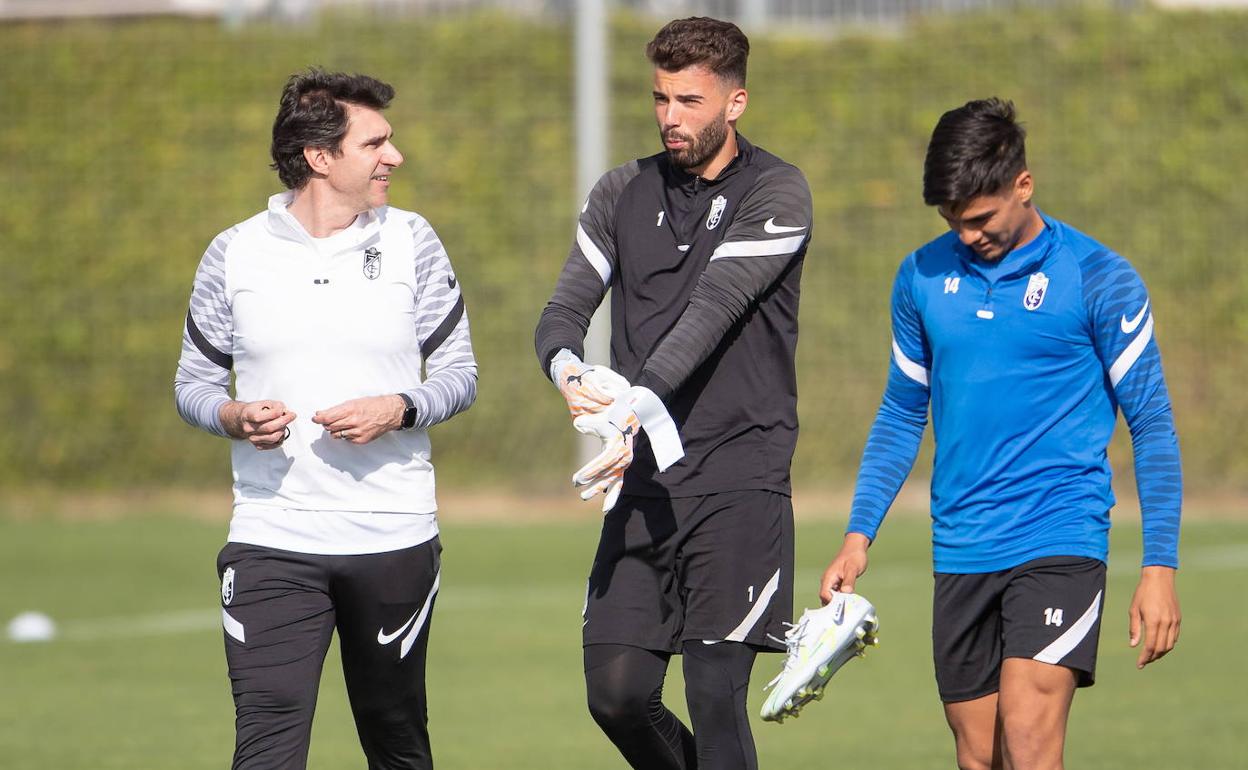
[645,17,749,86]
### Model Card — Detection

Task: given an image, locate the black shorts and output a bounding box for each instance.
[932,556,1106,703]
[583,490,794,653]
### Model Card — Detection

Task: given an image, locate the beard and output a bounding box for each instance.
[662,117,729,172]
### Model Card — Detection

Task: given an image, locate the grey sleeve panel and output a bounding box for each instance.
[173,227,238,437]
[400,217,478,429]
[534,160,641,377]
[641,164,813,395]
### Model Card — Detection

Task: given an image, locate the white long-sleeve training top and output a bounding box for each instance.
[175,192,477,554]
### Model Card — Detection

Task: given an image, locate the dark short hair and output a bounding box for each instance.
[270,69,395,189]
[923,98,1027,207]
[645,17,749,86]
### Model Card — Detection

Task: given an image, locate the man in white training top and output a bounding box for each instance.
[174,68,476,770]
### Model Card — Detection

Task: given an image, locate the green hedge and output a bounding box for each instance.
[1,6,1244,493]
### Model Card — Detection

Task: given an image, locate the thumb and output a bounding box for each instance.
[1128,603,1142,647]
[819,565,842,605]
[573,412,609,437]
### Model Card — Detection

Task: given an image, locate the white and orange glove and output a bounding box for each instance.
[572,386,684,512]
[550,349,630,418]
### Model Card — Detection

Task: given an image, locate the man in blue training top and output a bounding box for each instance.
[820,98,1182,770]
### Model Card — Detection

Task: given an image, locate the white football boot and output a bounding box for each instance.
[760,591,879,722]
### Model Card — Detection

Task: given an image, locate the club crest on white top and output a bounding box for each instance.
[363,246,382,280]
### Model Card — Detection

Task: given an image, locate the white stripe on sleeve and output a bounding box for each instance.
[576,224,612,286]
[1109,314,1154,387]
[892,337,930,387]
[709,234,807,261]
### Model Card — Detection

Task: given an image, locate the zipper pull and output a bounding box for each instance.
[977,286,994,319]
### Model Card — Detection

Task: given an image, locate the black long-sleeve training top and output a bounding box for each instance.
[536,135,813,498]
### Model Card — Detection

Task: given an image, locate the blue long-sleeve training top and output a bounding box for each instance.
[847,213,1182,573]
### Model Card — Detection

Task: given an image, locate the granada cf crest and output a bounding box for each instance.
[363,247,382,280]
[1023,272,1049,311]
[705,195,727,230]
[221,567,235,606]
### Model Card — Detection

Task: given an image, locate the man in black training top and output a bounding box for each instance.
[535,17,813,770]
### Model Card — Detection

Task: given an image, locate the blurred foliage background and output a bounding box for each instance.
[0,2,1244,501]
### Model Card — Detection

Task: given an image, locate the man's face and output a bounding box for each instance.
[937,171,1036,261]
[652,65,741,175]
[323,103,403,212]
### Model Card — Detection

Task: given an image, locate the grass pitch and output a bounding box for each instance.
[1,506,1244,768]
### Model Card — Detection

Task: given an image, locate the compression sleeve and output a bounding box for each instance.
[636,163,812,401]
[173,227,237,437]
[534,162,640,377]
[846,255,931,541]
[1081,250,1182,568]
[400,216,478,429]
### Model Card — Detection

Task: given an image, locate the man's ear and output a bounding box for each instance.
[1014,169,1034,205]
[725,87,748,123]
[303,145,331,177]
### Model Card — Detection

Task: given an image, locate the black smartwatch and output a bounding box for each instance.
[397,393,418,430]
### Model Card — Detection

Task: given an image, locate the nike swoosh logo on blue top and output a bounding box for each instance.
[763,217,807,234]
[377,611,420,645]
[1120,300,1149,334]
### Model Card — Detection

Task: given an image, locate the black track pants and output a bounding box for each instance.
[217,538,441,770]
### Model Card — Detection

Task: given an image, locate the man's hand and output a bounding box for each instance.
[572,409,640,512]
[1129,565,1181,669]
[570,386,684,512]
[313,395,405,445]
[219,400,296,450]
[554,353,630,418]
[819,533,872,604]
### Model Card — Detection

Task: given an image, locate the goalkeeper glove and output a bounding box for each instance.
[572,409,638,512]
[572,386,684,511]
[550,349,630,418]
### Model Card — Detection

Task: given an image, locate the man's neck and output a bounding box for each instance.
[1012,208,1046,253]
[287,184,364,238]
